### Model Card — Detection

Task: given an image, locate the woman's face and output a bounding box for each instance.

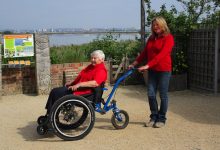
[152,21,163,35]
[90,55,103,66]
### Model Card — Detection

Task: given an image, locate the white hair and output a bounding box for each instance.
[91,50,105,60]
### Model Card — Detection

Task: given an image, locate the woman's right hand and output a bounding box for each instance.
[128,61,138,69]
[138,65,149,72]
[65,81,72,87]
[128,64,135,69]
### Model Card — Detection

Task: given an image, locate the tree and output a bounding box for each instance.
[144,0,220,35]
[3,31,13,34]
[177,0,219,26]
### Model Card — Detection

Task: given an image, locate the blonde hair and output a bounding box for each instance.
[151,16,170,36]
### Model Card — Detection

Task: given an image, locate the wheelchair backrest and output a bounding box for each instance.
[92,82,105,101]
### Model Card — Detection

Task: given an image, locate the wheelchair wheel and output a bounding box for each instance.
[37,125,48,135]
[55,104,88,130]
[50,95,95,141]
[111,110,129,129]
[37,115,48,125]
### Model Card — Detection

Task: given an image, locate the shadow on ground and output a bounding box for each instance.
[17,118,144,141]
[95,117,144,130]
[119,85,220,125]
[17,121,60,142]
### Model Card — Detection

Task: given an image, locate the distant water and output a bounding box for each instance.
[48,33,140,47]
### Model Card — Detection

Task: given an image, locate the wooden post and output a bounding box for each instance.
[113,57,125,81]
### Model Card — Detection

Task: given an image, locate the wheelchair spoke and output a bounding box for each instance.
[51,97,95,140]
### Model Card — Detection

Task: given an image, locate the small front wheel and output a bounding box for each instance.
[37,125,47,135]
[37,115,48,125]
[111,110,129,129]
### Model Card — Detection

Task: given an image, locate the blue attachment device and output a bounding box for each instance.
[95,68,134,113]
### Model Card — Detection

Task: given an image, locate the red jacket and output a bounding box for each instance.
[72,62,107,95]
[136,33,174,71]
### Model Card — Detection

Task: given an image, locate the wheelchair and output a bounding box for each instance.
[37,69,134,141]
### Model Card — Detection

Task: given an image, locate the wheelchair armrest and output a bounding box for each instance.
[77,82,105,104]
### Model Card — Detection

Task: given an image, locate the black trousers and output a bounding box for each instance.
[45,86,95,114]
[45,87,72,114]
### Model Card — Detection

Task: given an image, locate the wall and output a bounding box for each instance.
[51,61,110,88]
[2,67,36,95]
[1,61,110,95]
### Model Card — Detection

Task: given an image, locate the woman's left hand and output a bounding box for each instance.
[138,65,149,72]
[68,84,80,91]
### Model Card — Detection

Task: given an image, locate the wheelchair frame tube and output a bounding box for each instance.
[103,69,133,110]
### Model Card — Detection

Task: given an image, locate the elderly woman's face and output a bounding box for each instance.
[90,55,103,65]
[152,21,162,35]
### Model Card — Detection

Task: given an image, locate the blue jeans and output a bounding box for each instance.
[147,70,171,123]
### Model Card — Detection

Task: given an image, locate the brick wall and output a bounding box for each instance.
[1,61,110,95]
[51,61,110,88]
[2,67,37,95]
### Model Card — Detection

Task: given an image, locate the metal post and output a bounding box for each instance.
[140,0,145,48]
[214,28,219,94]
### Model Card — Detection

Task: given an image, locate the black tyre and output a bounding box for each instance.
[37,125,47,135]
[37,115,48,125]
[111,110,129,129]
[50,95,95,141]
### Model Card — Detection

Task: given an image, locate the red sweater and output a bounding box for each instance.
[136,33,174,71]
[72,62,107,95]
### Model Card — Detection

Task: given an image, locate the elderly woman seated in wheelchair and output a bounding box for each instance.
[45,49,107,114]
[37,50,130,141]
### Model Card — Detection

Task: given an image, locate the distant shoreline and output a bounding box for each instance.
[44,31,140,35]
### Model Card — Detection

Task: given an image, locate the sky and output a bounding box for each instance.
[0,0,182,30]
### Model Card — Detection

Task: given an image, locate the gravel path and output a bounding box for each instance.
[0,85,219,150]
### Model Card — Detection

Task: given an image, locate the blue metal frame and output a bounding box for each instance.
[95,68,134,113]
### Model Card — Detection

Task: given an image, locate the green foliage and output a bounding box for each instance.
[202,10,220,25]
[2,31,13,34]
[50,45,88,64]
[145,0,220,34]
[172,50,188,75]
[50,33,141,64]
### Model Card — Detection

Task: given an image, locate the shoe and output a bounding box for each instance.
[95,103,106,114]
[154,122,165,128]
[145,119,155,127]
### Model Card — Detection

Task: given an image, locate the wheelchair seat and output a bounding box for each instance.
[80,82,105,105]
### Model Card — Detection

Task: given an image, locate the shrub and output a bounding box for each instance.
[50,33,141,64]
[172,50,188,75]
